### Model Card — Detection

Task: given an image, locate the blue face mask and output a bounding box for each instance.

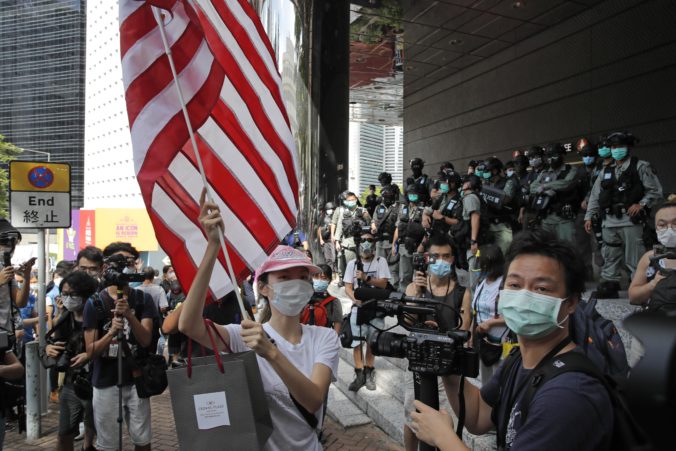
[439,183,449,194]
[344,200,357,209]
[408,194,419,203]
[482,171,491,180]
[313,279,329,293]
[598,146,611,158]
[611,147,628,161]
[506,169,515,178]
[498,289,568,339]
[582,156,595,166]
[475,170,484,178]
[429,260,452,278]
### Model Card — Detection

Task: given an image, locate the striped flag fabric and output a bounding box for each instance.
[119,0,299,299]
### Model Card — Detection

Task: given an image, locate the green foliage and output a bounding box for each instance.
[0,135,23,219]
[350,0,403,44]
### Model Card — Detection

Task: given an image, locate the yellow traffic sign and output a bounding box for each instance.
[10,161,70,193]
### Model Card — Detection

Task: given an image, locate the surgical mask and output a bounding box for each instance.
[498,289,569,339]
[408,194,419,203]
[598,146,611,158]
[62,295,84,312]
[611,147,628,161]
[657,228,676,248]
[344,200,357,209]
[529,157,542,168]
[482,171,491,180]
[505,169,515,178]
[313,279,330,292]
[429,260,452,278]
[30,283,38,292]
[269,279,314,316]
[360,241,374,256]
[439,183,449,193]
[582,156,595,166]
[326,209,334,216]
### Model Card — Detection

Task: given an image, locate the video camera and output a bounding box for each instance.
[102,254,144,287]
[649,245,676,276]
[347,287,478,377]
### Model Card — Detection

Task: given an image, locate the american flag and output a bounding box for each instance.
[119,0,299,299]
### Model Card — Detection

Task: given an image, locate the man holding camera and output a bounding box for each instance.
[409,230,613,451]
[44,270,98,451]
[83,242,158,451]
[344,230,390,392]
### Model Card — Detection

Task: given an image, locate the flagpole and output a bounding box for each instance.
[152,6,250,320]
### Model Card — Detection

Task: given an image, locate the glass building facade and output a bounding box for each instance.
[0,0,86,207]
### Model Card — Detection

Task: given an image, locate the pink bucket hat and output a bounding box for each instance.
[254,245,321,283]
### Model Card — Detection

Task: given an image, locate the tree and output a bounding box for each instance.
[0,134,23,218]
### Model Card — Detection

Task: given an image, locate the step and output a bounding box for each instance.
[325,384,372,428]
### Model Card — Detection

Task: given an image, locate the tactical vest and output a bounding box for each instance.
[397,203,423,237]
[484,176,512,223]
[432,194,462,235]
[598,157,644,212]
[341,207,365,239]
[320,214,332,240]
[406,175,431,205]
[374,203,397,240]
[545,164,583,214]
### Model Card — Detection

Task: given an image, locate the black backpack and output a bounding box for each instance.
[495,347,649,451]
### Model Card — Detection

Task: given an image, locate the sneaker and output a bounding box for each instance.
[348,368,365,392]
[364,367,376,391]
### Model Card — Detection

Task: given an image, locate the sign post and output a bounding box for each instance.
[9,161,71,438]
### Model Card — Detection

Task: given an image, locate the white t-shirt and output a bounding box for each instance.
[342,257,391,288]
[223,322,340,451]
[472,276,508,341]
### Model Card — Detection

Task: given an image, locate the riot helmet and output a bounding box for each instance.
[513,154,529,173]
[381,185,397,206]
[524,146,544,169]
[544,143,566,170]
[576,137,597,167]
[485,157,503,176]
[406,182,424,204]
[410,157,425,177]
[378,172,392,186]
[606,131,637,161]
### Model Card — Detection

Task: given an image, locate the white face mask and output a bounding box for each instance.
[269,279,314,317]
[62,295,84,312]
[657,228,676,248]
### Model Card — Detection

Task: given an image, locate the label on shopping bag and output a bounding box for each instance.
[193,392,230,430]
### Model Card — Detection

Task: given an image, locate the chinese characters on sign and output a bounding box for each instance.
[9,162,71,229]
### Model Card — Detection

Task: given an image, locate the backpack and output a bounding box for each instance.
[495,347,649,451]
[300,295,335,328]
[569,294,629,378]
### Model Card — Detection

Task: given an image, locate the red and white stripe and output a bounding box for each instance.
[119,0,298,299]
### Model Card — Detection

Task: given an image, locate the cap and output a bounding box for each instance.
[254,245,321,283]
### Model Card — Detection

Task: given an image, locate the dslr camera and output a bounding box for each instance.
[346,288,478,377]
[102,254,145,287]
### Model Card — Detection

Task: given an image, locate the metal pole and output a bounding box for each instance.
[25,341,41,439]
[37,229,48,414]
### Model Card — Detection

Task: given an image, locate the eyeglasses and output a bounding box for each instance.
[656,222,676,232]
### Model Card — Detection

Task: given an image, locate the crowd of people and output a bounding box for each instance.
[0,130,670,451]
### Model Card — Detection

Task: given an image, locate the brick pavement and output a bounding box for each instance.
[5,388,402,450]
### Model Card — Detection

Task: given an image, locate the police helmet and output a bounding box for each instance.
[440,161,454,172]
[467,159,479,169]
[378,172,392,185]
[505,160,515,169]
[544,143,566,157]
[406,182,424,195]
[324,202,335,210]
[485,157,503,173]
[575,137,597,156]
[606,131,638,147]
[524,146,544,158]
[409,157,425,169]
[514,154,529,168]
[463,174,482,191]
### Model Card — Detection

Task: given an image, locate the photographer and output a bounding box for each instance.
[179,192,340,451]
[44,271,98,451]
[344,231,391,392]
[410,230,613,451]
[83,242,158,451]
[403,233,470,451]
[629,201,676,311]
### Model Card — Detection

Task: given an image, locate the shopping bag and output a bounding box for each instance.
[167,319,272,450]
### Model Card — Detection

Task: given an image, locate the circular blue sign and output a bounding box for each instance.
[27,166,54,189]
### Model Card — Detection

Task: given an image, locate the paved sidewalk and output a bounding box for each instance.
[4,388,403,450]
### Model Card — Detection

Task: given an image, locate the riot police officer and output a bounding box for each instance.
[317,202,337,275]
[584,132,663,298]
[467,160,479,176]
[404,158,433,206]
[518,146,546,230]
[371,185,400,288]
[378,171,402,203]
[331,192,371,285]
[576,138,603,280]
[529,143,583,243]
[391,184,427,291]
[365,184,378,218]
[479,157,518,255]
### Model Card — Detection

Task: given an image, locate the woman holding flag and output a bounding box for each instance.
[179,192,340,450]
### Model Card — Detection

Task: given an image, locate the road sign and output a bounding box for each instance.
[9,161,71,228]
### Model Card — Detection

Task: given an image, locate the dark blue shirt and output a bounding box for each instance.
[19,293,36,342]
[282,230,307,247]
[480,349,613,451]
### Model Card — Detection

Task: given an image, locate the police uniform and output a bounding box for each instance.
[318,212,336,273]
[434,192,469,270]
[483,175,518,255]
[576,160,606,279]
[519,168,543,231]
[395,202,425,291]
[372,200,400,288]
[585,156,663,285]
[332,205,371,278]
[403,175,433,206]
[530,164,582,243]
